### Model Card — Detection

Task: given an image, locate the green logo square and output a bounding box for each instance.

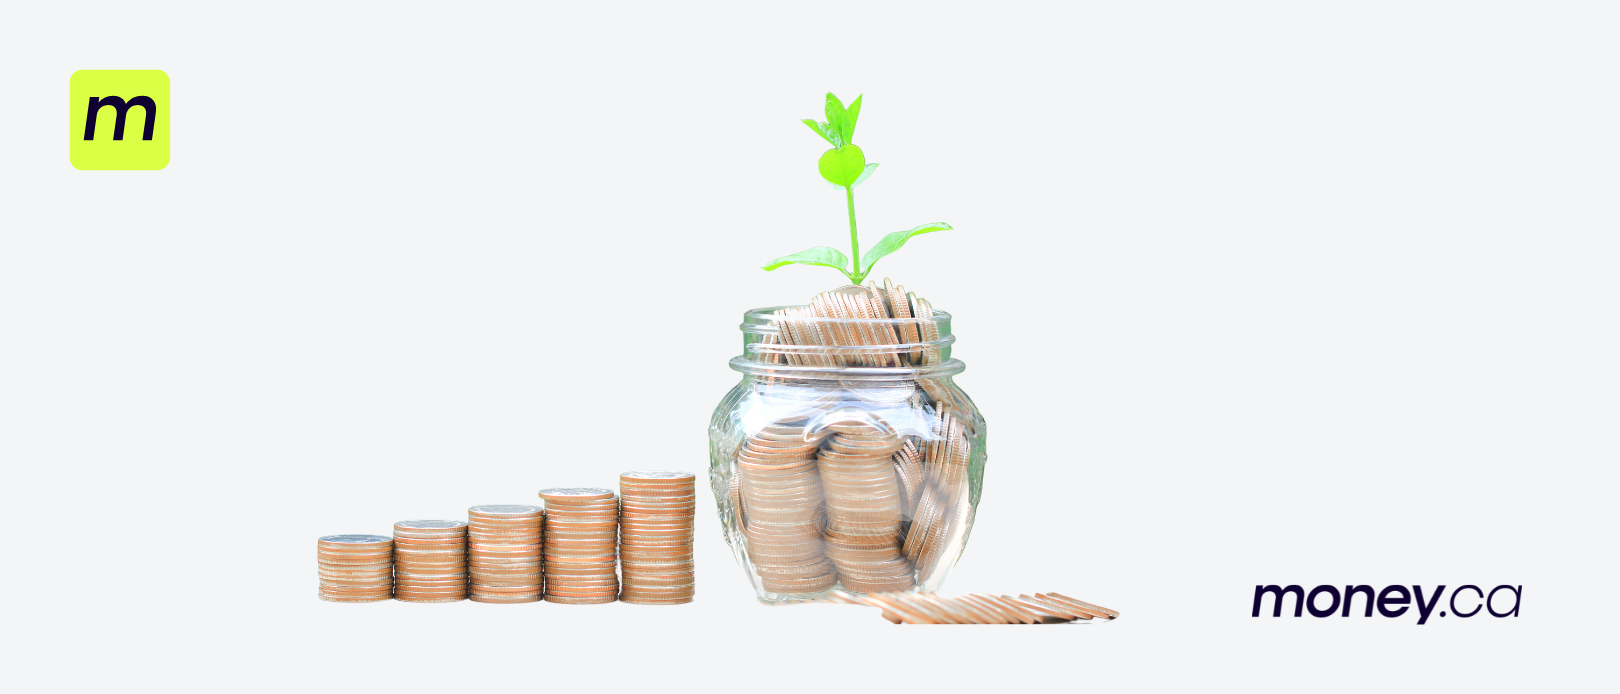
[69,70,170,170]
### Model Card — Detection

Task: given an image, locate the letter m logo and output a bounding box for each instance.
[70,70,170,170]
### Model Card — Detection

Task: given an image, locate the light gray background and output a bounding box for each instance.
[2,1,1615,691]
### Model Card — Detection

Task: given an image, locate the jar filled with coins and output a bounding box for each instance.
[709,282,986,603]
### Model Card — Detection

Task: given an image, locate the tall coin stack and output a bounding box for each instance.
[317,535,393,603]
[392,520,469,603]
[618,471,697,605]
[817,420,916,593]
[467,505,544,604]
[737,422,839,595]
[539,488,619,604]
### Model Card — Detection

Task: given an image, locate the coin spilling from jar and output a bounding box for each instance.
[825,590,1119,625]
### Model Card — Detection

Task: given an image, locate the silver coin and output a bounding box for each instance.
[468,504,543,516]
[619,471,697,481]
[537,487,615,497]
[318,534,391,545]
[394,520,468,530]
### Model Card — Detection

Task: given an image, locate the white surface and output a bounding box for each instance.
[2,1,1615,691]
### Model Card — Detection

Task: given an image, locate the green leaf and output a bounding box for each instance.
[842,95,862,144]
[824,93,847,141]
[851,162,878,188]
[762,246,853,279]
[818,144,866,187]
[858,222,951,276]
[802,119,836,146]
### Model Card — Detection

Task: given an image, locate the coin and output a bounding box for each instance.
[470,594,541,604]
[538,488,615,502]
[544,594,617,605]
[318,534,392,548]
[468,504,543,518]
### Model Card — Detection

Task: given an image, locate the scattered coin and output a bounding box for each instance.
[823,590,1118,624]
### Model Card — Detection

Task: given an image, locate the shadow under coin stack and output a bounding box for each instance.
[392,520,469,603]
[818,420,916,593]
[738,422,839,595]
[317,535,394,602]
[539,488,619,604]
[467,505,544,604]
[618,471,697,605]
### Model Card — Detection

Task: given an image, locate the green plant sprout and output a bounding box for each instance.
[762,93,951,285]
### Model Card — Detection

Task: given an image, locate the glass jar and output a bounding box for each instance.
[708,289,987,603]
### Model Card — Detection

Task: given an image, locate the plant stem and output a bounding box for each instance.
[845,185,861,284]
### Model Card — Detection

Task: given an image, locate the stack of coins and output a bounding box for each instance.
[539,488,619,604]
[737,421,838,595]
[818,421,916,593]
[392,520,468,603]
[618,471,697,605]
[317,535,393,603]
[467,505,544,604]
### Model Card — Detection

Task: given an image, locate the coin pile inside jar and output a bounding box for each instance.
[617,471,697,605]
[467,505,544,604]
[392,520,468,603]
[736,423,839,595]
[317,534,394,603]
[723,279,983,598]
[817,418,916,593]
[757,279,941,368]
[539,488,619,604]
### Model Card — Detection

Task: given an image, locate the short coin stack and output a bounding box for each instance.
[618,471,697,605]
[467,505,544,604]
[317,535,394,603]
[392,520,469,603]
[818,422,916,593]
[737,421,839,595]
[539,488,619,604]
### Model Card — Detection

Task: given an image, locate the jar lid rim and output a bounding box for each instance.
[728,356,966,379]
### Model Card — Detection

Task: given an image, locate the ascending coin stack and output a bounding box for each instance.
[317,535,394,602]
[618,471,697,604]
[467,505,545,604]
[539,488,620,604]
[392,520,469,603]
[736,423,840,594]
